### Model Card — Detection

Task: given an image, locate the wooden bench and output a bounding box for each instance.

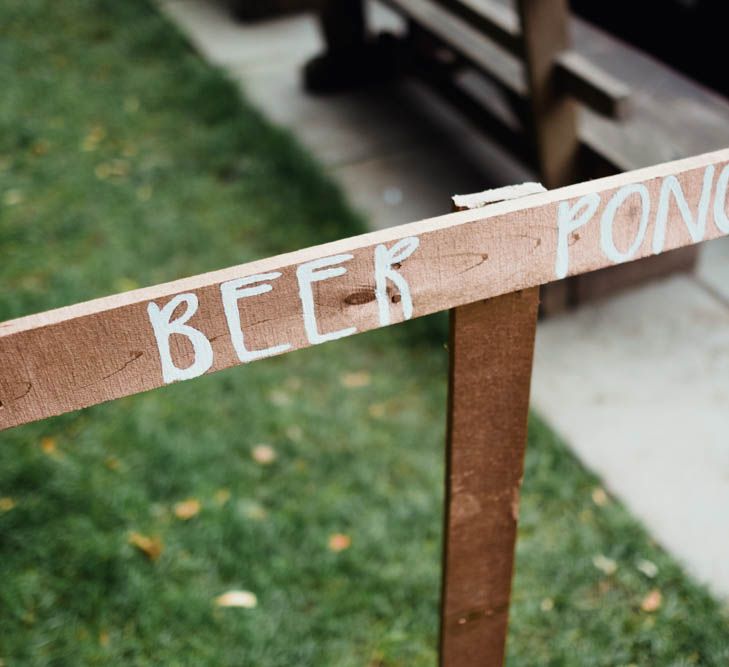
[303,0,726,311]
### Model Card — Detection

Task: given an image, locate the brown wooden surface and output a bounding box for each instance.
[440,288,538,666]
[516,0,577,189]
[516,0,580,313]
[2,149,728,431]
[432,0,522,56]
[555,50,630,121]
[382,0,729,172]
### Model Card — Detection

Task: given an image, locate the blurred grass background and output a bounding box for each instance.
[0,0,728,664]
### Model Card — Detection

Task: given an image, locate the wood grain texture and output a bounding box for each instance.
[2,149,728,430]
[516,0,579,189]
[555,50,631,121]
[431,0,523,56]
[439,288,539,666]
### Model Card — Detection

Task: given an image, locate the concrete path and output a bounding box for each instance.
[159,0,729,599]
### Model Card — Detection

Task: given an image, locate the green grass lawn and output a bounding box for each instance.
[1,1,728,665]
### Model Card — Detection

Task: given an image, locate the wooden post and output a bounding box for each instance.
[516,0,579,189]
[439,289,539,666]
[440,188,540,666]
[517,0,579,313]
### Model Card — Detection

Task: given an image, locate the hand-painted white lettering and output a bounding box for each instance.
[220,273,292,362]
[555,192,600,279]
[297,254,357,344]
[653,165,715,253]
[147,293,213,384]
[600,184,650,264]
[714,164,729,233]
[374,237,420,326]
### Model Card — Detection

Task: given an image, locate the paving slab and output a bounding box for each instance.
[159,0,321,68]
[531,273,729,596]
[334,147,480,228]
[234,67,439,168]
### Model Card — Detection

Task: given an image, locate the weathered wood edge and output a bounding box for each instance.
[3,148,725,336]
[1,148,728,430]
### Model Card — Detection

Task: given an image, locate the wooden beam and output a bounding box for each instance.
[410,55,531,163]
[431,0,523,56]
[439,289,538,666]
[516,0,579,189]
[1,149,728,430]
[517,0,580,314]
[556,50,631,121]
[381,0,529,96]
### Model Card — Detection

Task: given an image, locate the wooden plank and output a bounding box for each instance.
[1,148,728,430]
[555,50,631,121]
[431,0,523,56]
[410,56,531,163]
[440,288,538,667]
[517,0,580,313]
[516,0,579,189]
[381,0,529,96]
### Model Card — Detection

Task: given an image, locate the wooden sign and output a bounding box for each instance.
[3,148,729,667]
[2,148,729,431]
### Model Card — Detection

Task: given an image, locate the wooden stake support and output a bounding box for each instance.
[439,184,542,666]
[440,289,538,666]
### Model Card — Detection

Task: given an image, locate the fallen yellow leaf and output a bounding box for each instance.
[99,630,110,647]
[128,532,163,561]
[242,501,267,520]
[214,488,231,506]
[341,371,371,388]
[40,436,57,456]
[286,424,303,442]
[3,189,23,206]
[637,559,658,578]
[105,456,121,471]
[174,498,201,520]
[368,403,386,418]
[31,140,50,156]
[94,160,129,181]
[136,184,153,202]
[591,487,609,506]
[641,589,662,613]
[215,590,257,608]
[252,444,276,465]
[592,554,617,575]
[268,389,290,406]
[0,497,16,512]
[81,125,106,151]
[95,163,112,180]
[114,277,139,292]
[328,533,351,552]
